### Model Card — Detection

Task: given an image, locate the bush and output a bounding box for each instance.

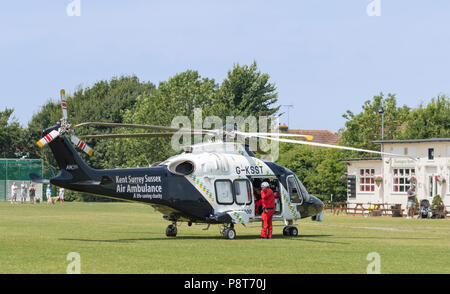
[432,195,443,209]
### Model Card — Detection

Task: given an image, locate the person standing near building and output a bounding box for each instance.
[59,187,65,204]
[260,182,275,239]
[46,185,52,204]
[29,183,36,204]
[20,181,27,204]
[406,185,416,219]
[11,182,18,204]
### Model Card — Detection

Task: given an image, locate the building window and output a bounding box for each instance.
[428,148,434,160]
[359,169,375,192]
[393,168,415,192]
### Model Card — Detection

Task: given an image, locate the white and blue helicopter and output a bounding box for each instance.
[31,90,405,239]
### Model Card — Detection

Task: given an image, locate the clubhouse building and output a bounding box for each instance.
[341,138,450,208]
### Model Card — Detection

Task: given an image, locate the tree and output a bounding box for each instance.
[276,143,348,201]
[68,76,156,169]
[114,70,219,167]
[0,108,28,158]
[23,65,284,200]
[212,61,280,120]
[26,76,155,201]
[313,149,348,201]
[339,93,410,153]
[27,76,156,169]
[400,94,450,139]
[114,65,281,168]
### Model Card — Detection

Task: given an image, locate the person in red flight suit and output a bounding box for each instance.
[260,182,275,239]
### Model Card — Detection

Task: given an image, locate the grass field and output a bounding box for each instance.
[0,201,449,274]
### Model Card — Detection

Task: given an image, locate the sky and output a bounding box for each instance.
[1,0,450,132]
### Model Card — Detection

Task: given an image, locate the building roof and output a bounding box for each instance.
[373,138,450,144]
[281,129,341,145]
[340,157,382,162]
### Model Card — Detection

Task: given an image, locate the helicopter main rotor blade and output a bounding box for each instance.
[75,122,180,131]
[253,134,417,160]
[74,122,218,135]
[77,132,204,139]
[74,122,188,132]
[235,131,313,141]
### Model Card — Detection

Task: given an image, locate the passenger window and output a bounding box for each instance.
[215,180,234,205]
[234,180,252,205]
[287,175,303,204]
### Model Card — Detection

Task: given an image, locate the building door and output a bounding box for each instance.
[427,175,438,199]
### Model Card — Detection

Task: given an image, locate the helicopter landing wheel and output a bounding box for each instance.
[222,226,236,240]
[283,226,298,237]
[166,224,177,237]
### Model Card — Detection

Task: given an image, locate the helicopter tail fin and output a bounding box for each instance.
[41,125,97,185]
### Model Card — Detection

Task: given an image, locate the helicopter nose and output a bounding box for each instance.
[309,196,325,221]
[310,195,324,211]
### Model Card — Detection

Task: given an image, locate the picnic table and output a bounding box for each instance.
[347,203,366,216]
[389,204,404,217]
[346,203,404,217]
[323,201,333,212]
[377,203,404,217]
[431,205,447,219]
[367,203,388,216]
[332,202,347,215]
[323,202,348,215]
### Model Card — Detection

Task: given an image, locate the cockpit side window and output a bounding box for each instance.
[286,175,303,204]
[296,177,310,202]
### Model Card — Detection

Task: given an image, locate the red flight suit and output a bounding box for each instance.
[261,187,275,238]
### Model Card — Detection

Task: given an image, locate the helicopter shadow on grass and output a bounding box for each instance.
[59,233,345,244]
[290,235,350,245]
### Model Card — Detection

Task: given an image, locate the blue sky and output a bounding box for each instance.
[1,0,449,132]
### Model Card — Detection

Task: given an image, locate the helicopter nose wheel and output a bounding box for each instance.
[166,223,177,237]
[283,226,298,237]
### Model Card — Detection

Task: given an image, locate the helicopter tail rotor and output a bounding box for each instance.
[36,129,61,148]
[36,89,94,157]
[60,89,68,120]
[70,134,94,157]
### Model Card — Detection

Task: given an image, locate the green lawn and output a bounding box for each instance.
[0,202,449,274]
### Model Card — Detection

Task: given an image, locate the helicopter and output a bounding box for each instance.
[31,90,408,239]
